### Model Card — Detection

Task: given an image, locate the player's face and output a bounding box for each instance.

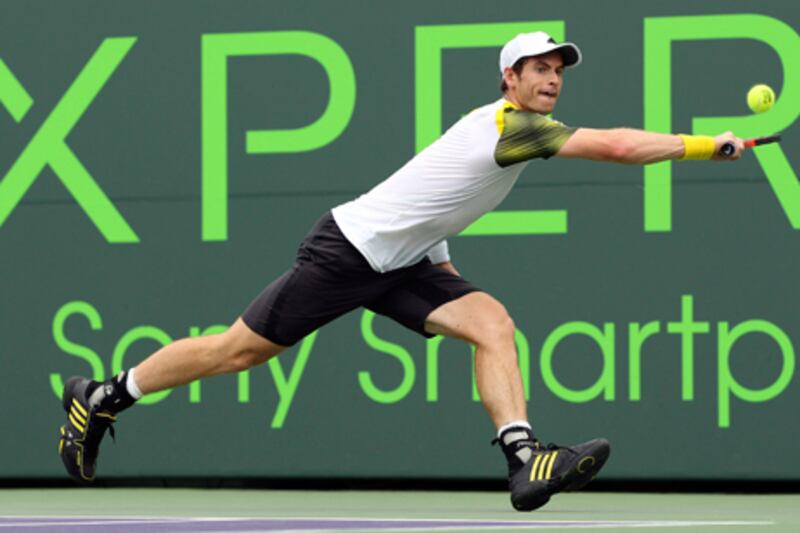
[505,52,565,114]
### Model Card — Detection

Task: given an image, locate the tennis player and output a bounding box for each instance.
[58,31,744,511]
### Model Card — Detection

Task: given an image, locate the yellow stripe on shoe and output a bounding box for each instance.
[528,451,561,482]
[529,454,544,481]
[537,453,551,481]
[545,451,559,480]
[68,413,85,433]
[71,398,87,417]
[70,407,86,425]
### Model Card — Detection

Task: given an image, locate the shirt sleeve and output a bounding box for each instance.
[426,240,450,264]
[494,108,577,167]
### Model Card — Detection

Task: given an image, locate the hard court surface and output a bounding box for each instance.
[0,489,797,532]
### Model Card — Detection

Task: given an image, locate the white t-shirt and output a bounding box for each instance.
[332,98,575,273]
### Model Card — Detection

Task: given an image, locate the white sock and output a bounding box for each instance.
[126,368,144,400]
[496,420,532,439]
[497,420,534,465]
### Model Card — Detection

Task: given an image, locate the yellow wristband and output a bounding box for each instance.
[678,134,716,160]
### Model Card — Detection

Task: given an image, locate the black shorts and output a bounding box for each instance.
[242,212,480,346]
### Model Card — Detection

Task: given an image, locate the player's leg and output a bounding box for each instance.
[134,317,283,394]
[367,271,526,430]
[423,290,609,511]
[57,211,394,483]
[424,291,527,428]
[58,317,285,483]
[368,263,609,512]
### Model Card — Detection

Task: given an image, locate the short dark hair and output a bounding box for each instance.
[500,57,530,93]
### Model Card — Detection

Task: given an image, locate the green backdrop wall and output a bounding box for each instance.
[1,0,798,480]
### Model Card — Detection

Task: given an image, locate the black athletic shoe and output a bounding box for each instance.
[58,377,116,484]
[508,438,610,511]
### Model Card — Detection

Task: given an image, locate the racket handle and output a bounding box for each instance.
[719,142,736,157]
[719,136,778,157]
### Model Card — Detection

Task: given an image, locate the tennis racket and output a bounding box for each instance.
[719,134,782,157]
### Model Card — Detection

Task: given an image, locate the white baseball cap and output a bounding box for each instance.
[499,32,582,72]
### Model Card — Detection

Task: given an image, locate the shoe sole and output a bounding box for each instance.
[512,491,550,512]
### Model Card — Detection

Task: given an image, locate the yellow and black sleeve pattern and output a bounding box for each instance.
[494,106,577,167]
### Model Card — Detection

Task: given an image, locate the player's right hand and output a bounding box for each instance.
[712,131,745,161]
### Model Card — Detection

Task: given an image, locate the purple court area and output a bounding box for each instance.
[0,517,636,531]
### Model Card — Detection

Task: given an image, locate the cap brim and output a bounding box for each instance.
[551,43,582,67]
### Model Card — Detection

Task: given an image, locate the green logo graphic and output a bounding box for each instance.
[541,321,616,403]
[358,310,531,404]
[0,38,139,242]
[16,17,795,435]
[50,301,318,427]
[201,31,356,241]
[717,320,794,428]
[644,14,800,231]
[51,289,796,429]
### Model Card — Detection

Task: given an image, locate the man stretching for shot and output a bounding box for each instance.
[58,31,744,511]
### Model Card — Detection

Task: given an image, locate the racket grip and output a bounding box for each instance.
[719,142,736,157]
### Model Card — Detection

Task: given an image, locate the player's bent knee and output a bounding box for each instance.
[473,312,516,348]
[213,319,285,373]
[220,338,275,372]
[200,333,274,374]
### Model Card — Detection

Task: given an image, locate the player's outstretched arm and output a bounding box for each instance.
[556,128,745,164]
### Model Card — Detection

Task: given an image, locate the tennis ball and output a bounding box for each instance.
[747,84,775,113]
